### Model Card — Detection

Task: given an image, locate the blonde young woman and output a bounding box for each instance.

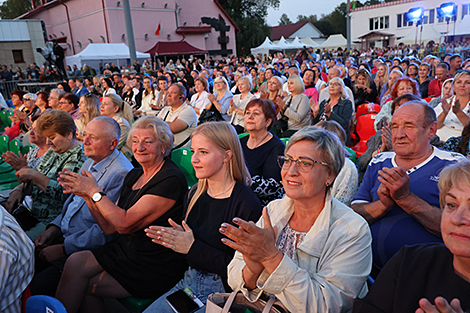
[229,76,255,134]
[143,122,263,313]
[206,76,233,121]
[75,94,101,140]
[100,94,133,159]
[374,63,389,99]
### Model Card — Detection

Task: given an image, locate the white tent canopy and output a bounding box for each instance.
[65,43,150,70]
[275,36,297,50]
[250,36,281,56]
[300,37,320,48]
[452,15,470,36]
[319,34,347,49]
[398,25,442,44]
[289,36,310,49]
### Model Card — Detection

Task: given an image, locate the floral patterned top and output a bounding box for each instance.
[277,223,307,261]
[30,144,86,224]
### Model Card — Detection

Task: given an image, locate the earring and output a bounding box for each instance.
[326,182,330,187]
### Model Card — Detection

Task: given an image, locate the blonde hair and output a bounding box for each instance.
[438,160,470,209]
[238,76,252,91]
[104,93,133,126]
[78,94,101,126]
[287,75,305,94]
[185,122,251,219]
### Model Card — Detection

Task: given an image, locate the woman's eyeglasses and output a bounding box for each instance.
[277,156,327,172]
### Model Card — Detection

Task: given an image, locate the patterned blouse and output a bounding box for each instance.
[30,144,86,225]
[277,223,307,261]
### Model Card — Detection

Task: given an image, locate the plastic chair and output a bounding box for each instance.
[423,97,434,103]
[0,134,9,155]
[9,139,21,156]
[280,138,289,146]
[26,295,67,313]
[345,146,357,163]
[171,148,198,188]
[237,132,249,139]
[356,103,381,118]
[0,110,6,130]
[351,114,377,158]
[22,145,34,155]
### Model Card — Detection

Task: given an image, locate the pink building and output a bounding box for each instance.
[18,0,238,58]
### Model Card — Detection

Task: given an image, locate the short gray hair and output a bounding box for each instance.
[51,88,65,97]
[92,116,121,141]
[286,126,345,178]
[127,116,174,157]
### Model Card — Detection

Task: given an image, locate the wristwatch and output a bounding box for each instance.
[92,191,107,203]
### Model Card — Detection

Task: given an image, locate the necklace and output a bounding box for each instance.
[209,181,235,198]
[249,132,271,149]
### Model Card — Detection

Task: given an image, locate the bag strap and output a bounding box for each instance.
[221,291,239,313]
[222,291,276,313]
[262,297,276,313]
[171,136,191,152]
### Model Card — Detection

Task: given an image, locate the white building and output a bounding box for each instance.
[351,0,470,48]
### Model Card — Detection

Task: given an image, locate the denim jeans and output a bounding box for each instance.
[143,267,225,313]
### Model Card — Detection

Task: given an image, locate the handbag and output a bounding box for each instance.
[198,107,225,124]
[206,291,288,313]
[272,97,293,133]
[11,182,39,231]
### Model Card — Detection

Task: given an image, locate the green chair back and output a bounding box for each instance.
[280,138,289,146]
[9,139,21,156]
[345,146,357,163]
[171,148,198,188]
[0,134,9,155]
[237,132,249,139]
[22,145,34,155]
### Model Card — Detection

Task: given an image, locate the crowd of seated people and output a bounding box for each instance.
[2,49,470,313]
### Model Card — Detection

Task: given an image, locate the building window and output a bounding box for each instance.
[12,50,24,63]
[397,14,402,28]
[463,4,470,19]
[369,15,390,30]
[429,9,435,24]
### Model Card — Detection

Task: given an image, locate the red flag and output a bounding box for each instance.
[155,22,161,35]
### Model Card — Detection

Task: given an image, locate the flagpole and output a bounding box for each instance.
[123,0,137,65]
[347,0,351,53]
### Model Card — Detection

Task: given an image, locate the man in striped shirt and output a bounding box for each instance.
[0,206,34,313]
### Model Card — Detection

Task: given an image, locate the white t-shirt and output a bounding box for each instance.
[190,91,210,115]
[158,103,198,148]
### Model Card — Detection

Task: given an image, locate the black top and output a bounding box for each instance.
[419,78,431,98]
[185,182,262,290]
[354,81,378,108]
[240,135,285,205]
[92,159,189,298]
[240,135,284,182]
[312,98,353,144]
[353,244,470,313]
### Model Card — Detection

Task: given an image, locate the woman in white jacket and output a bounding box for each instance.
[221,127,372,313]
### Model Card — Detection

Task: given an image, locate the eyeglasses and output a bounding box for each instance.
[277,156,327,172]
[58,101,70,105]
[329,83,341,87]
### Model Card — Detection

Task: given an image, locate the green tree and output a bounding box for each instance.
[278,13,292,25]
[0,0,34,19]
[218,0,280,56]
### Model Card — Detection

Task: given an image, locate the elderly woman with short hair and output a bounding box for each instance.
[229,76,255,134]
[271,74,311,138]
[311,77,354,144]
[56,116,189,313]
[207,76,233,121]
[5,110,86,238]
[223,127,372,313]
